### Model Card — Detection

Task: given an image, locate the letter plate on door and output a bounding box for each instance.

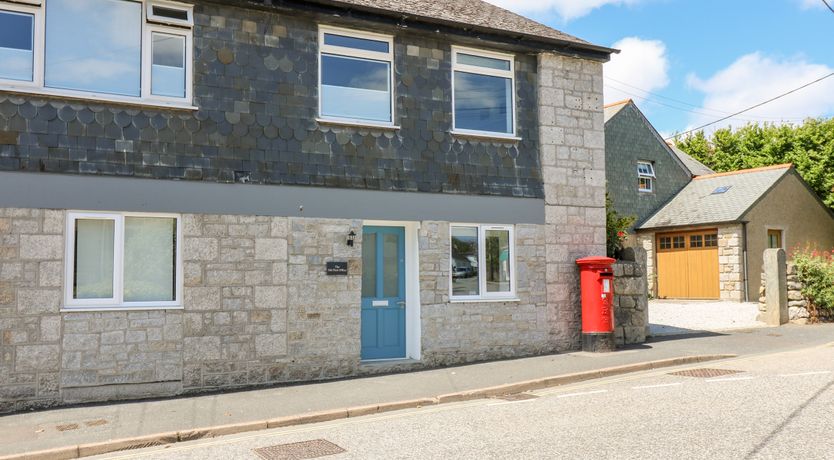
[372,300,389,307]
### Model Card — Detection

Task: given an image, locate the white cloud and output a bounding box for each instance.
[603,37,670,104]
[798,0,823,9]
[683,53,834,134]
[484,0,642,21]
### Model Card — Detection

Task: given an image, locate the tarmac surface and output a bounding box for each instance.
[1,323,833,458]
[98,341,834,459]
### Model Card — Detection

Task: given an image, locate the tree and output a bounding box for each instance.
[673,118,834,209]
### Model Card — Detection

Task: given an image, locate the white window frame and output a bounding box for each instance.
[449,224,516,301]
[145,0,193,27]
[143,22,193,103]
[317,25,395,128]
[451,46,518,140]
[638,161,655,193]
[0,1,44,89]
[0,0,194,109]
[64,211,183,311]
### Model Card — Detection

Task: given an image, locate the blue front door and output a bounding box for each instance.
[361,226,406,360]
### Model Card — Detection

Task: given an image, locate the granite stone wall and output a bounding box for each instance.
[759,262,832,323]
[1,209,581,412]
[0,1,542,199]
[419,222,551,364]
[613,248,648,345]
[0,209,64,413]
[718,225,745,302]
[538,53,607,351]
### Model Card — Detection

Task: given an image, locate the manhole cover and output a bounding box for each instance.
[253,439,346,460]
[494,393,539,402]
[668,368,743,378]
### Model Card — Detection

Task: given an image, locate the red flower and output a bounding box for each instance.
[617,231,626,238]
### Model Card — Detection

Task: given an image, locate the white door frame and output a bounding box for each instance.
[362,220,422,360]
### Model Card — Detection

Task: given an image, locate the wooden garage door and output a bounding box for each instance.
[656,230,720,299]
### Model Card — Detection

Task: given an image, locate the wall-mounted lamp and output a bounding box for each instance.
[347,230,357,247]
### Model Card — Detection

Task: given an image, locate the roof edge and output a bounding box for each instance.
[284,0,618,59]
[636,219,745,232]
[603,98,632,109]
[693,164,793,181]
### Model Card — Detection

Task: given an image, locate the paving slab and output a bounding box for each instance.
[1,323,832,458]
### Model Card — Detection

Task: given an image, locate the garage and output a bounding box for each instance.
[656,229,719,299]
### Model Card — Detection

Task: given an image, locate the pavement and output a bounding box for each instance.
[649,300,766,336]
[2,323,833,459]
[107,339,834,459]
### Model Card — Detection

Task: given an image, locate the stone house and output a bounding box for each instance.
[0,0,614,411]
[637,165,834,301]
[603,99,710,236]
[605,100,834,302]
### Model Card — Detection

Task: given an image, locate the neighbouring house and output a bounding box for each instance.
[603,99,713,242]
[605,100,834,302]
[637,164,834,301]
[0,0,614,411]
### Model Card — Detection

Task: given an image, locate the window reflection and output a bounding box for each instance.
[45,0,141,96]
[454,71,513,134]
[485,229,511,293]
[451,227,479,296]
[0,10,34,82]
[151,33,185,98]
[321,54,391,122]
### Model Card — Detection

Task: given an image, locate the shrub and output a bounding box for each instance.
[792,245,834,315]
[606,193,637,258]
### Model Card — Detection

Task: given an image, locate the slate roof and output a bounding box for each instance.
[307,0,615,55]
[669,145,714,177]
[638,165,793,230]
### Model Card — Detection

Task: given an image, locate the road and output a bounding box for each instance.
[95,343,834,460]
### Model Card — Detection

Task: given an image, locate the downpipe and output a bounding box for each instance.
[742,221,749,303]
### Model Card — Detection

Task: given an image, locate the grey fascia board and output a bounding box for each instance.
[0,171,545,224]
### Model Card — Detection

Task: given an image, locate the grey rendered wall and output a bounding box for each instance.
[605,104,691,228]
[0,1,542,199]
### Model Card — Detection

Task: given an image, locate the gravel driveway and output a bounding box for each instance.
[649,300,768,336]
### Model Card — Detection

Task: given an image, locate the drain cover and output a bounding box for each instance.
[668,368,743,378]
[253,439,346,460]
[494,393,539,402]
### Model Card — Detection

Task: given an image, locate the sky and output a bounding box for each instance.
[485,0,834,137]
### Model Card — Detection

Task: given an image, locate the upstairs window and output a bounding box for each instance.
[0,6,36,82]
[0,0,193,107]
[638,161,655,193]
[318,26,394,125]
[452,47,516,137]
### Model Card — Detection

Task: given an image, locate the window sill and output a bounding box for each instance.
[450,130,522,142]
[449,298,521,304]
[316,118,400,131]
[61,305,184,313]
[0,84,197,111]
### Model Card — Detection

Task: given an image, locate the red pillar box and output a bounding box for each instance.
[576,256,617,352]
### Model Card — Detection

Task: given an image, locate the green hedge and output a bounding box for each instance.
[793,245,834,315]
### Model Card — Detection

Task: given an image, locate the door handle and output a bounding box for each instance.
[397,301,406,308]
